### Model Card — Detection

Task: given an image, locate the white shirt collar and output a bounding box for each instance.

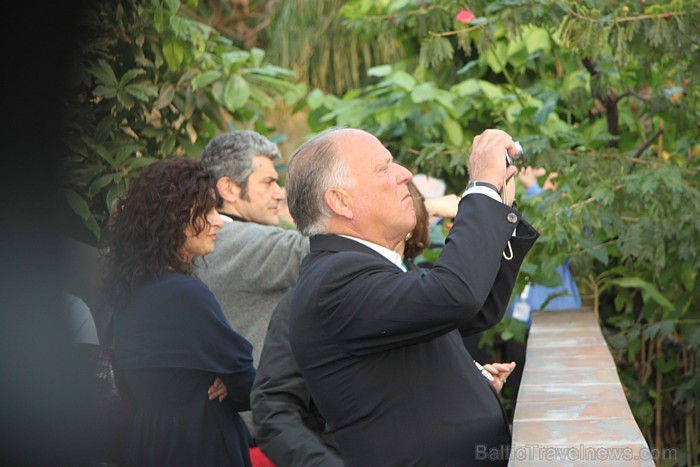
[338,235,406,272]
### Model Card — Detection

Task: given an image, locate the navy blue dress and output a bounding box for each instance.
[115,273,256,466]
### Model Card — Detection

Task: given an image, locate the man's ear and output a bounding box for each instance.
[324,188,353,220]
[216,177,242,204]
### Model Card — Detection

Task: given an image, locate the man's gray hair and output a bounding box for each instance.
[201,130,281,196]
[286,128,354,236]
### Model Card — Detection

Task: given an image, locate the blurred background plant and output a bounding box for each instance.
[62,0,305,242]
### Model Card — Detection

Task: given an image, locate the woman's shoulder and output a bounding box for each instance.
[142,273,213,301]
[159,272,203,287]
[134,273,223,321]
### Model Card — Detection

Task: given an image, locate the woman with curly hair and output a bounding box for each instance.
[106,157,256,466]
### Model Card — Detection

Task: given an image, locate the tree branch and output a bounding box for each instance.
[633,128,663,159]
[564,7,700,25]
[582,58,619,148]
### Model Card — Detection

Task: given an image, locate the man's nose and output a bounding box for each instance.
[272,183,285,200]
[392,163,413,184]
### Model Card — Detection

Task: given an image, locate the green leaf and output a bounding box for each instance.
[250,48,265,67]
[95,146,115,167]
[165,0,181,13]
[388,0,411,11]
[443,117,464,146]
[125,83,157,102]
[248,86,275,108]
[221,51,251,70]
[634,401,654,428]
[589,245,609,265]
[153,4,168,33]
[119,68,146,86]
[653,355,677,374]
[93,85,117,99]
[411,83,436,103]
[524,27,551,55]
[456,60,479,75]
[451,79,480,97]
[177,135,202,157]
[106,182,123,215]
[391,71,416,91]
[519,262,538,276]
[161,135,177,156]
[644,320,676,340]
[88,174,114,197]
[681,326,700,350]
[117,90,135,109]
[125,156,158,171]
[612,278,674,311]
[191,70,221,90]
[84,216,101,240]
[434,90,456,112]
[169,15,186,35]
[485,42,508,74]
[534,100,556,125]
[368,65,392,77]
[478,81,503,100]
[163,38,184,70]
[249,65,295,78]
[88,59,118,87]
[680,262,696,291]
[283,83,306,106]
[156,84,176,109]
[224,75,250,111]
[114,144,143,166]
[64,189,91,221]
[307,88,325,110]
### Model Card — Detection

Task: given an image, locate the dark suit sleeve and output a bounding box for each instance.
[457,219,537,336]
[314,194,538,355]
[251,291,344,467]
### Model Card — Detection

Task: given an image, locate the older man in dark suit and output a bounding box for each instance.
[285,128,538,466]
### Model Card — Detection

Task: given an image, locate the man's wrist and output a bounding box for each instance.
[466,181,500,195]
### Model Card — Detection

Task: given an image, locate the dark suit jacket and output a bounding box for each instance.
[251,288,343,467]
[289,194,538,467]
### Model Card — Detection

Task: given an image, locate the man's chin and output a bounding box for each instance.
[256,214,280,227]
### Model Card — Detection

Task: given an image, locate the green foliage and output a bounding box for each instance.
[306,0,700,462]
[62,0,305,240]
[246,0,406,96]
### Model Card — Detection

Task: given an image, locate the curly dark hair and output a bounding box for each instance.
[104,157,217,310]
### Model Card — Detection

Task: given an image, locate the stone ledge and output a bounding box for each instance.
[508,308,654,466]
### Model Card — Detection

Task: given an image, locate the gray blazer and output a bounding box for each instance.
[197,219,309,366]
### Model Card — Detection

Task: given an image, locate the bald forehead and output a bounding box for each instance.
[332,129,390,162]
[331,128,375,146]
